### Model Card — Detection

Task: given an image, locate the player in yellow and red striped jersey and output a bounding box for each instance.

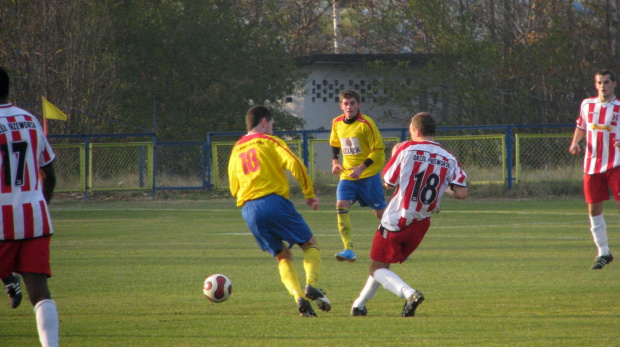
[228,106,331,317]
[329,89,386,262]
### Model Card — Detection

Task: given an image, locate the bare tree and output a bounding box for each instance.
[0,0,119,135]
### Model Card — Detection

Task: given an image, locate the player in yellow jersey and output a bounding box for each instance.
[330,89,387,262]
[228,106,331,317]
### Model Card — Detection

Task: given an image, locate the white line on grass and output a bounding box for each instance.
[207,232,595,240]
[52,208,588,216]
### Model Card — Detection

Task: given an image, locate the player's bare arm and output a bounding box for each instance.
[444,185,467,199]
[569,128,585,155]
[40,163,56,203]
[451,185,468,200]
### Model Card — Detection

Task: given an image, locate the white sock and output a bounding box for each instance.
[589,215,610,256]
[34,299,59,347]
[373,268,415,300]
[353,276,381,308]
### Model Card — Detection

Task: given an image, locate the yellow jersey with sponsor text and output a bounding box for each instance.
[329,113,385,180]
[228,133,315,207]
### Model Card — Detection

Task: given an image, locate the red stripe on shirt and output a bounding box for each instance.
[402,159,422,211]
[355,116,378,150]
[587,103,595,123]
[585,130,593,171]
[415,154,438,213]
[23,203,34,238]
[598,105,607,124]
[595,131,604,171]
[427,164,448,212]
[28,127,39,190]
[40,200,51,236]
[0,133,10,194]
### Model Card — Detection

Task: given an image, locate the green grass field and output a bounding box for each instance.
[1,196,619,346]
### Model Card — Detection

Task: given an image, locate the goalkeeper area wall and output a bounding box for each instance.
[48,124,579,197]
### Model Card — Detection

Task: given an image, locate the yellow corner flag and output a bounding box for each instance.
[42,96,68,121]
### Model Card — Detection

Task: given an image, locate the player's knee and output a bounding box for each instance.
[369,261,390,276]
[300,237,318,249]
[275,248,293,261]
[588,203,604,216]
[336,200,351,209]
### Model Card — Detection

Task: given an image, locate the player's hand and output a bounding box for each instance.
[348,165,366,179]
[332,162,343,175]
[306,197,319,210]
[569,143,581,155]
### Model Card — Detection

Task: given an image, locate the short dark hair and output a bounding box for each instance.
[411,112,436,136]
[339,89,360,103]
[595,69,616,82]
[246,106,272,131]
[0,67,9,102]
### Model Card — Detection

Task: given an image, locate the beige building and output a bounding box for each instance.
[283,54,435,131]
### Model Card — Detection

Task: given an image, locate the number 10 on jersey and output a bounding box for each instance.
[239,148,259,175]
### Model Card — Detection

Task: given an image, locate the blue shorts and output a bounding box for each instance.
[242,194,314,257]
[337,173,387,210]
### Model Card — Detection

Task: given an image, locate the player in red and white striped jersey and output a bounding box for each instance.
[0,110,55,241]
[569,68,620,270]
[0,67,59,346]
[382,140,467,231]
[351,112,467,317]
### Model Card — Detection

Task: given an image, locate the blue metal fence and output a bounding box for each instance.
[47,123,575,199]
[206,123,574,190]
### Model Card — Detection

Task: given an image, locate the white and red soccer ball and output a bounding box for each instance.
[203,274,232,303]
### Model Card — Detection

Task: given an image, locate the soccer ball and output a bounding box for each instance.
[203,274,232,303]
